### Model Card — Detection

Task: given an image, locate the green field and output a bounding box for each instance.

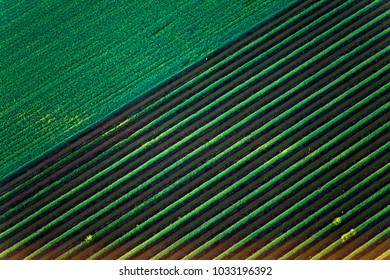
[0,0,295,180]
[0,0,389,260]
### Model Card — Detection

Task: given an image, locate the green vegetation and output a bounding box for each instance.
[0,0,388,260]
[0,0,296,180]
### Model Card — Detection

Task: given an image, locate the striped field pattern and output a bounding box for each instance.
[0,0,294,180]
[0,0,389,259]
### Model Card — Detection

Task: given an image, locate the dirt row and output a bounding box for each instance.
[1,0,389,260]
[0,1,313,191]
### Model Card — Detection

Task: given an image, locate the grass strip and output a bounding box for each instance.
[248,166,390,259]
[343,225,390,260]
[311,203,390,260]
[1,0,364,225]
[0,0,329,197]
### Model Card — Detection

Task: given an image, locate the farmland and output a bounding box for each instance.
[0,0,294,180]
[0,0,389,259]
